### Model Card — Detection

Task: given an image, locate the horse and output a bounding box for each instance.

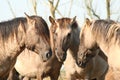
[12,48,63,80]
[49,16,80,62]
[49,16,108,80]
[0,13,52,79]
[77,18,120,79]
[8,15,63,80]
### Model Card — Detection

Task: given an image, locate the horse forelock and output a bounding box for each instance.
[31,16,50,45]
[56,18,73,29]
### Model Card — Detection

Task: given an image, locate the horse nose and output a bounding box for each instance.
[46,49,52,59]
[77,60,82,67]
[76,58,86,68]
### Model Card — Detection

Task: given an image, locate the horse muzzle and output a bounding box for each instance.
[76,58,87,68]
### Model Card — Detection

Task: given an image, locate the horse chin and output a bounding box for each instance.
[76,60,87,68]
[78,62,87,68]
[57,57,65,62]
[56,53,66,62]
[41,57,48,62]
[42,59,47,62]
[80,63,87,68]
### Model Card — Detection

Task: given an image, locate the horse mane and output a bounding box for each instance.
[0,17,26,41]
[0,16,50,44]
[92,19,120,44]
[30,16,50,44]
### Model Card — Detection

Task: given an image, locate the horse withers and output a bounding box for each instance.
[0,13,52,79]
[77,18,120,79]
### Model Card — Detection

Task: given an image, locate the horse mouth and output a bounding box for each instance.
[56,53,66,62]
[76,60,87,68]
[79,63,86,68]
[57,57,65,62]
[56,55,66,62]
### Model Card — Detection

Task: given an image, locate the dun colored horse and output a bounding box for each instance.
[77,18,120,79]
[8,15,63,80]
[0,14,52,79]
[49,17,108,80]
[13,48,62,80]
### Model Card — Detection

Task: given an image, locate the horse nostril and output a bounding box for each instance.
[62,53,66,61]
[80,53,83,56]
[78,61,83,66]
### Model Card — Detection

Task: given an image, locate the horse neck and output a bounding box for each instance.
[69,45,79,60]
[69,28,80,60]
[4,21,26,59]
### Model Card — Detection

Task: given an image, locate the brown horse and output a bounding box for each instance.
[13,48,62,80]
[8,16,63,80]
[0,13,52,79]
[77,18,120,79]
[65,49,108,80]
[49,16,80,62]
[49,17,108,80]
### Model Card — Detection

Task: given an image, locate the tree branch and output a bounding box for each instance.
[56,9,63,17]
[31,0,37,15]
[87,6,100,19]
[68,0,73,17]
[106,0,111,20]
[6,0,16,17]
[86,0,100,19]
[48,0,60,18]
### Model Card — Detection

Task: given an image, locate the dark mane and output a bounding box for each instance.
[0,17,27,41]
[30,16,50,44]
[0,16,50,44]
[92,19,120,43]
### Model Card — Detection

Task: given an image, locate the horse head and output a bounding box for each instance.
[24,13,52,62]
[77,18,98,67]
[49,16,79,62]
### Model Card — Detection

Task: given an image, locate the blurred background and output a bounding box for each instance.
[0,0,120,79]
[1,0,120,26]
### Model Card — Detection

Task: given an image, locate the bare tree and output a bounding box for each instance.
[68,0,73,17]
[31,0,37,15]
[6,0,16,17]
[48,0,60,18]
[106,0,110,20]
[84,0,100,19]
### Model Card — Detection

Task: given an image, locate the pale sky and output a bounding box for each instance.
[0,0,120,26]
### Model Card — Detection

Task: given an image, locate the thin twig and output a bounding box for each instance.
[68,0,73,17]
[6,0,16,17]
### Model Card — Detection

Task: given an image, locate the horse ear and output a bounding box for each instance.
[49,16,55,24]
[24,12,31,21]
[18,21,25,34]
[85,18,91,26]
[71,16,77,29]
[24,13,35,28]
[71,16,76,24]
